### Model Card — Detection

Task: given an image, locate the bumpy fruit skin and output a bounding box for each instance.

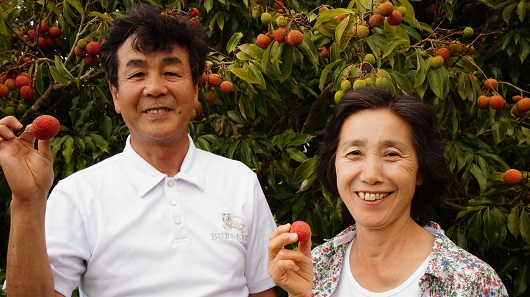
[354,25,369,38]
[435,47,451,63]
[321,47,329,58]
[74,46,87,58]
[364,54,376,65]
[463,26,474,37]
[368,14,384,27]
[189,8,200,17]
[290,221,311,242]
[204,89,218,103]
[20,85,36,100]
[48,27,62,38]
[273,27,287,43]
[256,33,272,49]
[208,74,222,87]
[15,75,31,89]
[377,2,394,17]
[512,95,522,103]
[489,95,504,110]
[84,55,99,67]
[516,98,530,113]
[430,56,444,69]
[286,30,304,47]
[353,79,367,90]
[512,105,527,117]
[483,78,498,91]
[219,81,234,94]
[77,39,87,49]
[0,84,9,97]
[31,115,60,140]
[86,41,101,55]
[199,72,208,86]
[334,90,344,104]
[396,6,408,16]
[261,12,272,24]
[503,169,523,186]
[477,95,490,109]
[4,79,16,91]
[340,80,351,91]
[386,10,402,26]
[275,16,289,27]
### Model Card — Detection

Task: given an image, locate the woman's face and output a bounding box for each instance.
[334,108,423,230]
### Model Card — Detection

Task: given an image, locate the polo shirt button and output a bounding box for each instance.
[174,218,182,225]
[167,180,175,187]
[170,199,177,206]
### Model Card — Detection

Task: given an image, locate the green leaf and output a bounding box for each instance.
[231,68,260,85]
[519,210,530,245]
[286,148,308,163]
[99,115,113,138]
[516,1,527,23]
[292,157,316,184]
[226,32,243,54]
[382,37,409,59]
[483,207,506,246]
[414,50,428,88]
[491,121,507,144]
[65,0,85,14]
[514,260,530,296]
[49,66,69,86]
[227,110,248,126]
[508,206,520,238]
[61,136,75,164]
[427,67,448,99]
[467,211,482,242]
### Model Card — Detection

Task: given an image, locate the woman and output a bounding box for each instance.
[268,88,508,296]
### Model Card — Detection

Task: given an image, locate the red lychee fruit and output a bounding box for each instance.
[386,10,402,26]
[483,78,498,91]
[189,8,200,17]
[435,47,451,63]
[219,81,234,94]
[377,2,394,17]
[512,105,527,118]
[0,84,9,97]
[273,27,287,43]
[290,220,311,242]
[503,169,523,186]
[369,14,384,27]
[27,29,36,40]
[321,47,329,58]
[207,74,222,87]
[477,95,490,109]
[4,79,16,91]
[15,75,31,89]
[20,85,36,100]
[512,95,522,103]
[36,22,49,34]
[256,33,272,49]
[86,41,101,55]
[285,30,304,47]
[516,97,530,113]
[48,27,62,38]
[489,95,505,110]
[74,46,87,58]
[31,115,60,140]
[203,89,218,103]
[199,72,208,87]
[83,55,99,67]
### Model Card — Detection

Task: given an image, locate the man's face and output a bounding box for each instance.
[109,36,198,149]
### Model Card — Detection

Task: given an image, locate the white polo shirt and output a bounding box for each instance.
[45,135,277,297]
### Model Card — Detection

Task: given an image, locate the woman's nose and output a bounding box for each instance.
[359,155,384,184]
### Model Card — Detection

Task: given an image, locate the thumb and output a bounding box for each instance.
[298,236,312,257]
[37,138,54,161]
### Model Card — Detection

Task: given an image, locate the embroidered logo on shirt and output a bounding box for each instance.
[211,213,248,241]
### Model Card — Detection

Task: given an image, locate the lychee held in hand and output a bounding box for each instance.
[31,115,60,140]
[290,220,311,242]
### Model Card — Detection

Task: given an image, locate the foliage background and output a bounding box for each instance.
[1,0,530,295]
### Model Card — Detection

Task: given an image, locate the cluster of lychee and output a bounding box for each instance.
[368,1,406,28]
[25,22,62,50]
[476,78,530,116]
[74,40,102,67]
[0,71,35,115]
[431,29,475,69]
[197,72,234,112]
[254,1,304,49]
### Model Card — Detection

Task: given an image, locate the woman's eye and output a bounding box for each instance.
[347,150,361,157]
[385,151,401,157]
[129,73,144,78]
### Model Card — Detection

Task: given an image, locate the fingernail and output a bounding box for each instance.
[289,233,297,240]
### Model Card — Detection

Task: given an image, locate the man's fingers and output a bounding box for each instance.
[0,116,23,141]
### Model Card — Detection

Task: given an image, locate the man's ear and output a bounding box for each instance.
[109,82,121,114]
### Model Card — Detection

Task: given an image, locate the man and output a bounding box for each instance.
[1,4,277,296]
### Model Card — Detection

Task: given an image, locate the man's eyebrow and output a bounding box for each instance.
[125,59,146,68]
[124,57,182,68]
[161,56,183,66]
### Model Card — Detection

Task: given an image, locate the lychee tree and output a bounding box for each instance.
[1,0,530,295]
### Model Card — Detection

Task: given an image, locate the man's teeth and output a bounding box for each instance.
[358,192,389,201]
[146,108,169,114]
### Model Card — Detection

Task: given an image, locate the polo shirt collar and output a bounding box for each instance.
[123,134,205,198]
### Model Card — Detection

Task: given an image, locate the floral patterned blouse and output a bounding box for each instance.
[311,222,508,296]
